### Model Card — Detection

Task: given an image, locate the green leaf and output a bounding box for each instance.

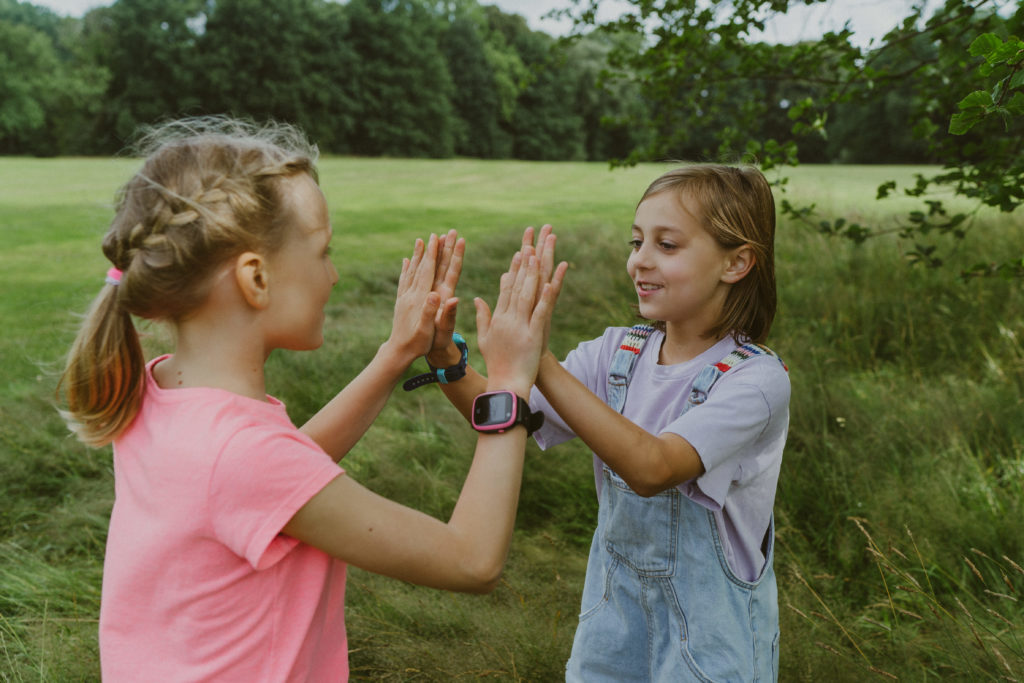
[968,33,1002,59]
[956,90,993,110]
[949,111,983,135]
[1007,91,1024,117]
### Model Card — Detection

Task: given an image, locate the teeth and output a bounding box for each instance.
[638,283,660,291]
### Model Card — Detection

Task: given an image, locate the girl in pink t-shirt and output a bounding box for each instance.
[59,116,566,682]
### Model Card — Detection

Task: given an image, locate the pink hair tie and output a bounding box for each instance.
[105,267,123,286]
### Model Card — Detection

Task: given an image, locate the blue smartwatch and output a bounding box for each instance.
[403,333,469,391]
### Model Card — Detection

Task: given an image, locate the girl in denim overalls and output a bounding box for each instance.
[530,165,790,681]
[422,165,789,680]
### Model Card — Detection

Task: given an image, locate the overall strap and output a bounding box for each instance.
[688,342,788,407]
[606,324,656,414]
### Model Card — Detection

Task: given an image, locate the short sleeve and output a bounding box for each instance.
[662,359,789,509]
[208,425,343,569]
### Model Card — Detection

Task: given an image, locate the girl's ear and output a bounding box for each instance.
[235,251,270,309]
[721,245,755,284]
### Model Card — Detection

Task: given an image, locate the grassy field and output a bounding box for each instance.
[1,157,1022,681]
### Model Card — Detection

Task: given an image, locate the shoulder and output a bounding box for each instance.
[565,325,663,373]
[711,347,790,410]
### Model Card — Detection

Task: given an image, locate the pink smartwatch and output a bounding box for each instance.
[471,391,544,436]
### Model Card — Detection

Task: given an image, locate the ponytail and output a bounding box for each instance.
[59,281,145,447]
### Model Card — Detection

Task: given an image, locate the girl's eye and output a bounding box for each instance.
[628,239,642,250]
[659,242,677,251]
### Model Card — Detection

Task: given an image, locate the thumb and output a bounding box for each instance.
[435,296,459,329]
[422,292,442,325]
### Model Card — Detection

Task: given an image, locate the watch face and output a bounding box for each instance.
[473,391,517,431]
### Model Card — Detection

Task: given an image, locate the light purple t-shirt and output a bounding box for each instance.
[530,327,790,581]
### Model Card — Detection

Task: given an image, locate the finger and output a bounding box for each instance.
[521,225,535,250]
[441,237,465,295]
[411,237,426,267]
[397,257,412,293]
[433,229,457,290]
[514,254,541,317]
[404,238,426,286]
[529,261,568,330]
[474,296,492,340]
[534,224,552,259]
[411,234,440,290]
[503,250,535,321]
[539,233,556,286]
[494,254,519,315]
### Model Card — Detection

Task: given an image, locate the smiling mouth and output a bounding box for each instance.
[636,282,662,294]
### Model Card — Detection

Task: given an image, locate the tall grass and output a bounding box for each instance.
[0,158,1021,680]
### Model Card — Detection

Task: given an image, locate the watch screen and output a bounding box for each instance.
[474,392,515,427]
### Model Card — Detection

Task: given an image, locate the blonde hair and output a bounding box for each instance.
[60,117,319,447]
[639,164,777,343]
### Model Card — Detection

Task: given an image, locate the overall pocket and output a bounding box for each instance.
[602,468,679,576]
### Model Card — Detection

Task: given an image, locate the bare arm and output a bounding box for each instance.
[285,247,566,592]
[534,350,703,497]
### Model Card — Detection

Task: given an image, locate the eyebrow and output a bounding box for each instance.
[632,223,683,233]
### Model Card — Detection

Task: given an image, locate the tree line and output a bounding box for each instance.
[4,0,1015,169]
[1,0,648,159]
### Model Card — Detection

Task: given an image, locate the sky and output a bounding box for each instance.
[31,0,921,46]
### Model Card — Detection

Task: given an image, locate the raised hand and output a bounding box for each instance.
[425,229,465,365]
[386,234,443,367]
[474,245,568,396]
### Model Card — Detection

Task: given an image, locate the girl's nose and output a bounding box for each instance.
[629,243,652,270]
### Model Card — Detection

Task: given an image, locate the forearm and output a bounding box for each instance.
[445,421,528,588]
[301,341,410,461]
[535,351,701,495]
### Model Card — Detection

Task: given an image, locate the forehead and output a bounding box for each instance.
[633,190,702,231]
[281,173,330,233]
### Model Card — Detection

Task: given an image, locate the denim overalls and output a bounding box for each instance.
[566,326,781,682]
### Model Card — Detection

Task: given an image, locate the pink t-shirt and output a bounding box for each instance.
[100,356,348,682]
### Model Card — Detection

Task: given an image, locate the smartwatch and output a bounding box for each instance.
[471,391,545,436]
[403,333,469,391]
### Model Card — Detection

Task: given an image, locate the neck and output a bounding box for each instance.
[154,309,270,402]
[658,321,724,365]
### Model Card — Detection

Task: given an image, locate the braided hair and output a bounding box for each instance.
[60,117,319,446]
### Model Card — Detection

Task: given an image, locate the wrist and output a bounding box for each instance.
[536,350,559,390]
[426,341,463,369]
[484,376,532,400]
[403,333,469,391]
[378,339,415,370]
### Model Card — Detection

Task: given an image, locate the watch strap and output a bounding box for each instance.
[519,395,545,436]
[403,333,468,391]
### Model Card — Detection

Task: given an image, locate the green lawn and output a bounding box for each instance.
[1,157,1021,680]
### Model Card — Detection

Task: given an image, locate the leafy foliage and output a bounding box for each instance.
[568,0,1024,276]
